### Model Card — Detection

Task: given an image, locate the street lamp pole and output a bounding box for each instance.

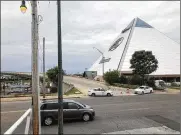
[93,47,105,76]
[57,1,64,135]
[43,37,46,99]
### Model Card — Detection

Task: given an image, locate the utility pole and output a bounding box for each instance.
[57,1,64,135]
[31,1,40,134]
[43,37,46,99]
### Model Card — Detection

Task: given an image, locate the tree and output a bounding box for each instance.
[119,75,128,84]
[103,70,120,85]
[46,66,65,86]
[130,50,158,84]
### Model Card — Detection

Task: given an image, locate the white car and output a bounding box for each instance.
[88,88,113,96]
[134,86,153,95]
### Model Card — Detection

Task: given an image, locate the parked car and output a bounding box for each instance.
[134,86,153,95]
[40,99,95,126]
[88,88,113,96]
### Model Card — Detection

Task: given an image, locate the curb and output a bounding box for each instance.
[1,95,87,102]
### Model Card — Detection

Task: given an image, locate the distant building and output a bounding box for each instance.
[83,71,97,80]
[88,17,180,82]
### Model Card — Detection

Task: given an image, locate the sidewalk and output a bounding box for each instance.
[103,126,180,134]
[0,94,86,102]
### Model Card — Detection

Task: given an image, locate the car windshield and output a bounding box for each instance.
[80,103,86,107]
[75,102,86,107]
[139,87,145,89]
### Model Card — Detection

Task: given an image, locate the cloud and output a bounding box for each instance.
[1,1,180,74]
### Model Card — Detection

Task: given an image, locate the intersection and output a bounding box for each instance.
[1,94,180,134]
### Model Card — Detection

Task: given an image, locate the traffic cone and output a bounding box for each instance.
[126,89,130,94]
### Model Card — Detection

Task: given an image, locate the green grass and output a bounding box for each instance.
[64,87,82,96]
[1,88,83,98]
[113,83,138,89]
[168,87,180,90]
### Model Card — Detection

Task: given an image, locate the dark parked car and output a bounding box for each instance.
[40,99,95,126]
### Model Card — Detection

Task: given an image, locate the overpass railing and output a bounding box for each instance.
[4,108,32,134]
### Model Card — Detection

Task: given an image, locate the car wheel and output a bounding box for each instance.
[142,91,144,95]
[150,90,152,93]
[82,113,90,122]
[44,117,54,126]
[91,93,96,96]
[107,93,111,96]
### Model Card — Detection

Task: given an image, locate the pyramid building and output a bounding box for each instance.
[88,18,180,80]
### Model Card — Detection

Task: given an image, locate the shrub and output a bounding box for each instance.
[50,87,57,93]
[119,75,128,84]
[103,70,120,85]
[129,75,143,85]
[146,77,156,88]
[46,82,51,88]
[113,83,138,89]
[171,82,180,87]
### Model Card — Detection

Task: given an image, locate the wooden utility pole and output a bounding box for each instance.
[31,1,40,134]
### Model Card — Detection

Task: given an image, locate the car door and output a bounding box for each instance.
[41,103,59,121]
[145,87,149,93]
[66,102,82,119]
[97,88,102,96]
[63,102,69,120]
[100,89,106,96]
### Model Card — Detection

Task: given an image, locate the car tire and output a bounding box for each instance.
[150,90,152,93]
[91,93,96,96]
[142,91,144,95]
[43,116,54,126]
[82,113,91,122]
[107,93,111,96]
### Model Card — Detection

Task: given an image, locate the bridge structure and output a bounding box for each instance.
[1,71,44,91]
[1,71,43,78]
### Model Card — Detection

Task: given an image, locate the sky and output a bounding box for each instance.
[1,1,180,74]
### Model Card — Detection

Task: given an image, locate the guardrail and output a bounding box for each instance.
[4,108,32,134]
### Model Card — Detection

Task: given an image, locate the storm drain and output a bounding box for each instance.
[145,115,180,131]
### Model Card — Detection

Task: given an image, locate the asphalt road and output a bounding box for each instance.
[63,76,135,94]
[1,94,180,134]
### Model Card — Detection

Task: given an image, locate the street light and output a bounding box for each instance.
[20,1,40,134]
[93,47,105,76]
[20,0,27,14]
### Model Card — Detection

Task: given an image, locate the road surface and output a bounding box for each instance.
[1,94,180,134]
[63,76,135,95]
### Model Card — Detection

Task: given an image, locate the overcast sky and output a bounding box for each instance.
[1,1,180,74]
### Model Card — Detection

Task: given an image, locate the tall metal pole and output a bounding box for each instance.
[102,56,104,76]
[43,37,46,99]
[31,1,40,134]
[57,1,64,135]
[93,47,105,76]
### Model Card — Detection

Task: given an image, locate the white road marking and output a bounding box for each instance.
[1,101,31,104]
[1,110,27,114]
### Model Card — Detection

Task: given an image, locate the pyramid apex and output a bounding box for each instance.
[135,17,153,28]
